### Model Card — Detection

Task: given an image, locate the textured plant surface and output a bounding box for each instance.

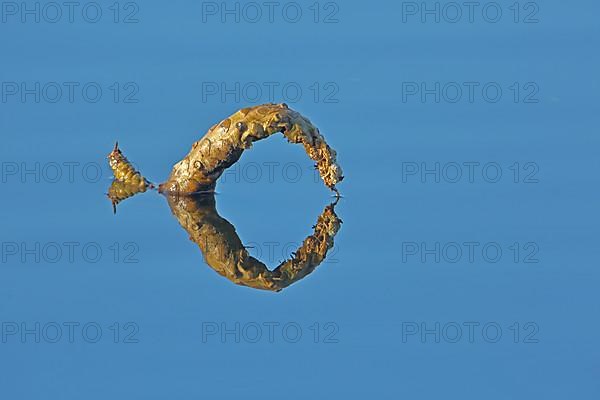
[105,104,344,290]
[107,142,153,189]
[159,103,343,194]
[166,194,342,291]
[106,142,153,213]
[106,180,148,214]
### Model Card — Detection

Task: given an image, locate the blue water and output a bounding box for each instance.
[1,1,599,398]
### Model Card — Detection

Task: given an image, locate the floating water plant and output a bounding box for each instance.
[104,103,343,290]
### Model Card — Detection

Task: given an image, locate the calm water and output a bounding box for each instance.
[1,1,599,398]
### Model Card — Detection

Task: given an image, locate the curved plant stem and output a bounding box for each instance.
[159,103,343,194]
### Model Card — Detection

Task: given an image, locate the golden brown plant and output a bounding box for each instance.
[106,179,148,214]
[105,104,344,290]
[166,193,342,291]
[159,103,343,194]
[107,142,152,190]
